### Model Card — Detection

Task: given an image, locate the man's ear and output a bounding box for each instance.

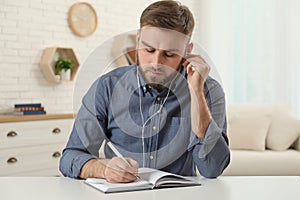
[186,42,193,55]
[136,29,141,48]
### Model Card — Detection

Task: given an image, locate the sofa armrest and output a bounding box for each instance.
[292,136,300,150]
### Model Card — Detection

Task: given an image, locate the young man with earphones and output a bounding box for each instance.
[60,1,230,183]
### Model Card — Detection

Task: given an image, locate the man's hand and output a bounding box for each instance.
[183,54,211,93]
[104,157,139,183]
[80,157,139,183]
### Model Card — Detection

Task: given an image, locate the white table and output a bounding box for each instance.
[0,176,299,200]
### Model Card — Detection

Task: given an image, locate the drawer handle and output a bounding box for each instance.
[52,152,61,158]
[52,128,61,134]
[7,131,18,137]
[7,157,18,164]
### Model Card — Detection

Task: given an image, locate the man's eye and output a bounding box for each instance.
[145,48,155,53]
[165,52,174,57]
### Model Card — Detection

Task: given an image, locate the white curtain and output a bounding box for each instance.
[195,0,300,118]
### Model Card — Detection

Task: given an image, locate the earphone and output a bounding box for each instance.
[136,66,179,167]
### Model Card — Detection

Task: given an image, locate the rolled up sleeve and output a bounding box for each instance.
[59,78,109,178]
[189,78,230,178]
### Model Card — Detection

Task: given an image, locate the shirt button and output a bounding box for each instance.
[150,155,154,160]
[156,97,161,101]
[152,126,156,130]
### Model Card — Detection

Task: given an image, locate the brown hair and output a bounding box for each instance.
[140,1,195,36]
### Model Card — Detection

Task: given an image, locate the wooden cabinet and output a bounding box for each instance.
[0,114,74,176]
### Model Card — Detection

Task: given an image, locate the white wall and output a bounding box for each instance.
[0,0,200,114]
[196,0,300,118]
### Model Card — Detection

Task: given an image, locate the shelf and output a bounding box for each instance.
[0,113,76,123]
[39,47,80,83]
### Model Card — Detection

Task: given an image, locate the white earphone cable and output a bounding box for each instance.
[136,67,178,167]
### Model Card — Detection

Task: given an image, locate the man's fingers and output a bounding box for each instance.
[183,53,211,81]
[186,63,195,75]
[104,157,139,183]
[126,158,139,175]
[114,157,138,175]
[126,158,139,168]
[105,167,137,183]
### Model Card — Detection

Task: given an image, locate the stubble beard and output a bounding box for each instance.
[136,53,183,89]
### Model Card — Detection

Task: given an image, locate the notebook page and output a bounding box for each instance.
[85,177,152,193]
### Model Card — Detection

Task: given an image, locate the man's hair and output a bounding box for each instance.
[140,1,195,36]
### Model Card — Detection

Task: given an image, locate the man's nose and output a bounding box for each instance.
[152,51,164,67]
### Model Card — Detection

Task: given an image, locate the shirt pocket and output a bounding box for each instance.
[161,117,190,135]
[165,117,190,127]
[159,117,191,150]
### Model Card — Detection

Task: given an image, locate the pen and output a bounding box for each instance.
[107,141,132,166]
[106,141,141,180]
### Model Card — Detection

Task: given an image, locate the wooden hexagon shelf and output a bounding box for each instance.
[39,47,80,83]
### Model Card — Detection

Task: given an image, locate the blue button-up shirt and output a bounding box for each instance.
[59,65,230,178]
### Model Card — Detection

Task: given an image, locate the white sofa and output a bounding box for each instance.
[222,104,300,176]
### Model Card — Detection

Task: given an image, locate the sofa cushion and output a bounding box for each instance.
[228,115,271,151]
[227,104,291,151]
[222,149,300,176]
[266,110,300,150]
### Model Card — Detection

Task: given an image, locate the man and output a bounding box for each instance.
[60,0,230,182]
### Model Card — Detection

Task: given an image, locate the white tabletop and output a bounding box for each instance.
[0,176,299,200]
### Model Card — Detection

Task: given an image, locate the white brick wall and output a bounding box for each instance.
[0,0,200,114]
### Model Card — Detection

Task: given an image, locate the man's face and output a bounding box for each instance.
[137,27,191,87]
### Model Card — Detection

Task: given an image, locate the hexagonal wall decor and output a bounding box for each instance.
[39,47,80,83]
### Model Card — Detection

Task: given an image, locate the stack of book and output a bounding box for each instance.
[13,103,46,115]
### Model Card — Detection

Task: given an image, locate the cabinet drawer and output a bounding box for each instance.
[0,119,73,149]
[0,143,65,176]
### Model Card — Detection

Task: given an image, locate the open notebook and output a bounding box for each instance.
[85,168,201,193]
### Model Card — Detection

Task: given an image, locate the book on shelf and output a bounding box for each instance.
[13,110,47,115]
[13,103,46,115]
[14,107,44,112]
[85,167,201,193]
[14,103,42,108]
